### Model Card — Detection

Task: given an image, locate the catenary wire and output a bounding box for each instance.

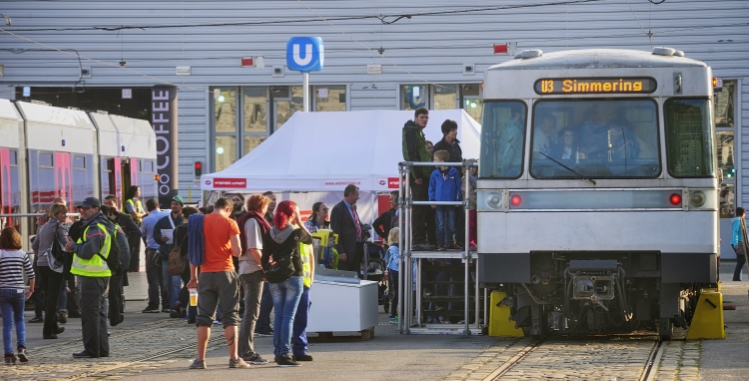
[4,0,608,32]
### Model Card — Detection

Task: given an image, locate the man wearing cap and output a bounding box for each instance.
[65,197,114,358]
[153,196,185,316]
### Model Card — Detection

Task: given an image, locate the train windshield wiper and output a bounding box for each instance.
[539,152,596,185]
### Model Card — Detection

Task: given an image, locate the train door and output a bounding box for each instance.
[113,157,122,200]
[0,148,21,231]
[54,152,73,208]
[120,158,137,206]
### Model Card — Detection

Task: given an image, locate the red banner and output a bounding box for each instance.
[213,178,247,188]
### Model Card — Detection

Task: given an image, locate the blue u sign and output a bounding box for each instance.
[286,37,324,72]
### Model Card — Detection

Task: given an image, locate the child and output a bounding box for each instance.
[461,162,478,251]
[384,228,400,323]
[0,227,35,365]
[429,150,462,250]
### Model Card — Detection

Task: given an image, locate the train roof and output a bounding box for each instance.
[0,98,23,149]
[487,49,707,71]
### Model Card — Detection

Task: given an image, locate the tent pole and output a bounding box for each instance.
[303,72,310,112]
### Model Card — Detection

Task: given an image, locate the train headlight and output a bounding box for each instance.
[486,192,503,210]
[689,191,706,207]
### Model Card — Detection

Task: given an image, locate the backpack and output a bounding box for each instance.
[94,222,121,275]
[42,221,67,273]
[167,229,187,276]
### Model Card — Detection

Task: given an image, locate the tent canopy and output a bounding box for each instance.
[201,109,481,192]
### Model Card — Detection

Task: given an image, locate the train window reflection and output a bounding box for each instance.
[73,155,86,169]
[479,101,526,179]
[530,100,660,179]
[39,152,53,167]
[665,99,715,177]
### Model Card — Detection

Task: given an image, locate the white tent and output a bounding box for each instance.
[201,109,481,192]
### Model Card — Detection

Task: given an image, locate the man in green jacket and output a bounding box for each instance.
[402,107,436,251]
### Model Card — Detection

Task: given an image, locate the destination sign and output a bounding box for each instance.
[534,77,657,95]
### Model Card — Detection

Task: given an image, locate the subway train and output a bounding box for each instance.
[477,48,719,340]
[0,99,158,246]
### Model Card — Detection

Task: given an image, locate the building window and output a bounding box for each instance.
[210,85,347,171]
[275,86,303,130]
[433,85,457,110]
[214,136,237,172]
[314,85,346,112]
[400,84,482,121]
[401,85,429,110]
[713,79,737,217]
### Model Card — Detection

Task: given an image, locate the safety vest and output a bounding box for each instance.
[299,241,313,288]
[124,199,144,219]
[70,223,112,277]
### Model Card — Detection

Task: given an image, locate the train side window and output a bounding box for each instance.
[664,98,716,178]
[479,101,527,179]
[8,150,17,165]
[39,152,53,167]
[73,155,85,169]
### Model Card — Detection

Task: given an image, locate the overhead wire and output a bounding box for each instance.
[624,0,652,48]
[296,0,435,85]
[0,28,207,92]
[5,0,608,32]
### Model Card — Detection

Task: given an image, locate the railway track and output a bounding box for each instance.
[459,333,671,381]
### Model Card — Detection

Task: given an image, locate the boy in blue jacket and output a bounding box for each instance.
[429,150,462,250]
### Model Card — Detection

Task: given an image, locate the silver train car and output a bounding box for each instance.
[0,99,158,246]
[477,49,718,340]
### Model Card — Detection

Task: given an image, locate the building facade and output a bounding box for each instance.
[0,0,747,252]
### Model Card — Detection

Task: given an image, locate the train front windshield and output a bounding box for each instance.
[530,100,660,179]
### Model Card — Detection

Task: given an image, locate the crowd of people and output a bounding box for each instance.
[0,107,478,367]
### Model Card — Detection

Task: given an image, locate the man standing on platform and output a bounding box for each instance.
[66,197,112,359]
[403,107,436,251]
[331,185,366,274]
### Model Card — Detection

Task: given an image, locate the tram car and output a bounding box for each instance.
[0,99,158,246]
[477,49,718,340]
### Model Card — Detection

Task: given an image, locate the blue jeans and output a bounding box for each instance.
[292,286,311,356]
[0,289,26,354]
[268,276,304,357]
[161,261,182,311]
[435,206,456,245]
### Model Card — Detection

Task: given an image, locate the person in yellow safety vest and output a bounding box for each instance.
[291,238,315,362]
[65,197,113,359]
[124,185,146,223]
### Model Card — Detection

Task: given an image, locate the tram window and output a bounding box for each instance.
[142,160,153,172]
[39,152,53,167]
[720,183,735,218]
[8,150,17,165]
[665,99,715,178]
[530,100,660,179]
[479,101,526,179]
[73,155,85,169]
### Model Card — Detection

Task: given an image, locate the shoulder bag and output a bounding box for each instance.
[265,232,299,283]
[167,230,187,276]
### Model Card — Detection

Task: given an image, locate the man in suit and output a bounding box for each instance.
[331,185,365,274]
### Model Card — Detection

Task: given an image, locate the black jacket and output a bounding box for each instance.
[373,209,398,240]
[262,227,312,277]
[153,212,185,260]
[433,137,463,171]
[330,200,362,258]
[116,213,141,239]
